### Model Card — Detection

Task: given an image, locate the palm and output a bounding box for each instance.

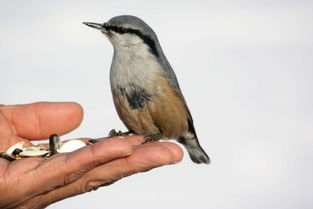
[0,102,183,209]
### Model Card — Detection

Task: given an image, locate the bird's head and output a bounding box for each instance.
[84,15,160,57]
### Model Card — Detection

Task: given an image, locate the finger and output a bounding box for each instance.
[89,135,147,145]
[4,138,133,209]
[3,102,83,140]
[84,142,184,183]
[85,135,183,163]
[114,135,144,145]
[0,109,16,150]
[29,141,183,208]
[35,138,133,191]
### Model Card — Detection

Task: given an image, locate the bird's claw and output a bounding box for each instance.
[141,133,162,144]
[108,129,134,138]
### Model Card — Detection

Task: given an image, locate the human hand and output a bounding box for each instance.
[0,102,183,209]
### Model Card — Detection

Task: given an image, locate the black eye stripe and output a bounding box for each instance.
[106,25,128,34]
[106,25,159,57]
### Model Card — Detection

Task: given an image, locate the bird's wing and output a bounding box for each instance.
[157,51,198,138]
[174,89,198,139]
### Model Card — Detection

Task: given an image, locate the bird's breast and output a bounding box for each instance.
[110,47,163,91]
[111,70,189,139]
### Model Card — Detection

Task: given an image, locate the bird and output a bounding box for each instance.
[83,15,210,164]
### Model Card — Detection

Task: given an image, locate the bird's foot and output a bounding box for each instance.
[141,133,162,144]
[108,129,134,138]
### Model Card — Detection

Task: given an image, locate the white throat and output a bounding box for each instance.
[109,35,162,93]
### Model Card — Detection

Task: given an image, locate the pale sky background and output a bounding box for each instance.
[1,0,313,208]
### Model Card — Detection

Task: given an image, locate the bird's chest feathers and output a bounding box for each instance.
[110,44,162,90]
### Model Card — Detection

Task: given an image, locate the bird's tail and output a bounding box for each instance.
[179,134,210,164]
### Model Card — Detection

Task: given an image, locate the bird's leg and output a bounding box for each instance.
[108,129,134,138]
[141,133,163,144]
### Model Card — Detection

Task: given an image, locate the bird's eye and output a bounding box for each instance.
[120,28,127,33]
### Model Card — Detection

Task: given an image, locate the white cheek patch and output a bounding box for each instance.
[109,33,143,48]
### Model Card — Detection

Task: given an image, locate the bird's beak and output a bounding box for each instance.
[83,22,107,31]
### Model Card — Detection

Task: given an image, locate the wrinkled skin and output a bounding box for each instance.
[0,102,183,209]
